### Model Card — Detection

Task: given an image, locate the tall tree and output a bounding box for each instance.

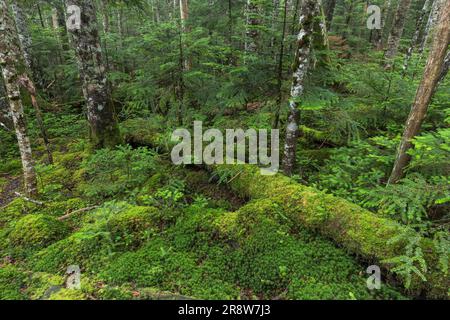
[0,0,38,197]
[179,0,190,71]
[12,0,52,164]
[388,0,449,184]
[384,0,412,68]
[324,0,336,30]
[419,0,444,53]
[402,0,432,75]
[283,0,319,176]
[65,0,122,149]
[245,0,260,54]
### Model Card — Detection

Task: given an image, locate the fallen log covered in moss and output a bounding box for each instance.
[121,119,449,298]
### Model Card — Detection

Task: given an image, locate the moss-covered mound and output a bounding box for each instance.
[9,214,69,250]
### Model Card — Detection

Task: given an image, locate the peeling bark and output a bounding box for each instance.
[0,0,38,197]
[282,0,318,176]
[384,0,412,68]
[66,0,122,149]
[388,0,450,184]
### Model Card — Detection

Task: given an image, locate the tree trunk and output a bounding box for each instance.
[273,0,288,129]
[283,0,318,176]
[324,0,336,30]
[374,0,392,49]
[65,0,122,149]
[436,50,450,85]
[388,0,450,184]
[0,76,13,132]
[179,0,191,71]
[99,0,109,33]
[36,2,45,28]
[419,0,444,53]
[384,0,412,68]
[11,1,33,71]
[245,0,260,54]
[0,0,38,197]
[402,0,432,76]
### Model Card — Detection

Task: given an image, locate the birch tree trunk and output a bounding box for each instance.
[245,0,260,54]
[384,0,412,68]
[65,0,122,149]
[388,0,450,184]
[0,0,38,197]
[402,0,432,76]
[419,0,444,53]
[283,0,318,176]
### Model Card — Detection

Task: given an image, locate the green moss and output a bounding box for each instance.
[212,164,448,298]
[48,288,87,300]
[26,272,65,300]
[0,265,28,300]
[0,198,40,227]
[31,230,114,274]
[9,214,69,250]
[107,206,158,250]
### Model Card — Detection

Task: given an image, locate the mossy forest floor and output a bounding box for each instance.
[0,125,406,300]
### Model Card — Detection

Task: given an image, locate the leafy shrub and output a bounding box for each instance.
[81,145,158,199]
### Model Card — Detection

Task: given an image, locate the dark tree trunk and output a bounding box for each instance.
[65,0,122,149]
[324,0,336,30]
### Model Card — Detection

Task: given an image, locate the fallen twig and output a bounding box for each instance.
[13,192,45,206]
[58,206,100,221]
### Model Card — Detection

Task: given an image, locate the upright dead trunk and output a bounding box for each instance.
[388,0,450,184]
[384,0,412,68]
[283,0,318,176]
[402,0,432,76]
[65,0,122,149]
[324,0,336,30]
[0,0,38,197]
[245,0,260,54]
